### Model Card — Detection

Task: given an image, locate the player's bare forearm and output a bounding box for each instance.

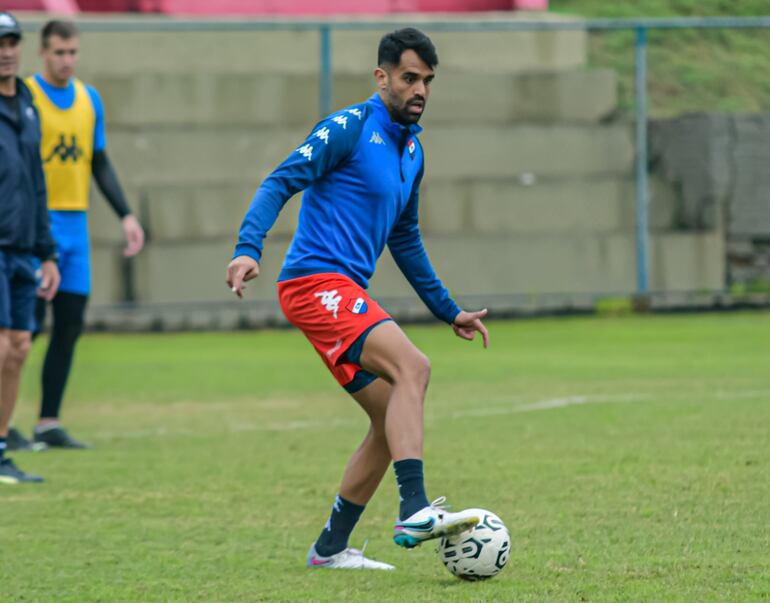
[452,309,489,348]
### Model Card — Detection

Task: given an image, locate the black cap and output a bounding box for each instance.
[0,12,22,40]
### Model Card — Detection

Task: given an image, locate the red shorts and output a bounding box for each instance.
[277,273,391,390]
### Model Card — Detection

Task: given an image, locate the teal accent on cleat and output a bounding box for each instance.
[393,533,422,548]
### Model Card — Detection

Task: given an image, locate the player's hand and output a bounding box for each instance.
[37,260,61,302]
[122,214,145,257]
[452,309,489,348]
[227,255,260,298]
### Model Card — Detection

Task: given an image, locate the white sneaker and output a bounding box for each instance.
[306,543,395,570]
[393,497,480,549]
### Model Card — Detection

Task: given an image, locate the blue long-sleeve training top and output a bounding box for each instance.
[0,77,56,261]
[234,93,461,324]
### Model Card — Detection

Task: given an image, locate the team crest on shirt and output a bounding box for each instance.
[407,139,416,159]
[347,297,368,315]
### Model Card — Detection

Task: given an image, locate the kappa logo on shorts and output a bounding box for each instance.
[314,289,342,319]
[346,297,368,315]
[326,339,343,358]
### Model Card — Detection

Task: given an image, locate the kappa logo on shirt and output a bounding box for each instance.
[297,144,314,161]
[44,134,84,164]
[346,297,368,315]
[369,131,385,146]
[314,127,330,145]
[314,289,342,319]
[407,139,416,159]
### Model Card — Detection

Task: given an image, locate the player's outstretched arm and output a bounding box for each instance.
[226,255,260,299]
[452,309,489,348]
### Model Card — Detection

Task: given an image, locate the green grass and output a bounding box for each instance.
[551,0,770,116]
[3,313,770,601]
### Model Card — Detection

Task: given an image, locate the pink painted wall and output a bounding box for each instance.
[4,0,79,12]
[4,0,547,14]
[133,0,547,15]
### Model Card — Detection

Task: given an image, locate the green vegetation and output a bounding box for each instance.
[3,313,770,601]
[551,0,770,116]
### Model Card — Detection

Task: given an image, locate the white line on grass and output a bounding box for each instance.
[88,389,770,441]
[448,393,650,419]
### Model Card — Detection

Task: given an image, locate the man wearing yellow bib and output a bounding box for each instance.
[10,20,144,450]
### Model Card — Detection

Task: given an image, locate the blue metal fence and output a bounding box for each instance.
[20,15,770,295]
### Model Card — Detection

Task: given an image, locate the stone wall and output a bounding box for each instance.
[649,113,770,289]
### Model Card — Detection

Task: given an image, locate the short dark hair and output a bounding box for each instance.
[41,20,79,48]
[378,28,438,70]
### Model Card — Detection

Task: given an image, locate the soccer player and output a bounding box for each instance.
[227,28,489,570]
[0,12,60,483]
[9,20,145,451]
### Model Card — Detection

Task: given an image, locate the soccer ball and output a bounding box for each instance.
[438,509,510,581]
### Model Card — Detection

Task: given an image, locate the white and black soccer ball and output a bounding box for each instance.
[438,509,510,581]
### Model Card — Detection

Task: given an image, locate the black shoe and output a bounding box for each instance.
[0,458,44,484]
[33,426,92,449]
[7,427,48,452]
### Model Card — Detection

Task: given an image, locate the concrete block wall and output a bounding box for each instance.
[16,15,725,324]
[650,113,770,287]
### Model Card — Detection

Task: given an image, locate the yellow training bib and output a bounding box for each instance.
[26,77,95,211]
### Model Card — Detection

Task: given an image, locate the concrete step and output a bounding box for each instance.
[89,68,615,127]
[20,21,586,77]
[88,172,676,247]
[129,240,291,304]
[421,175,677,235]
[424,68,617,125]
[102,122,633,187]
[110,229,724,307]
[420,123,634,180]
[368,231,725,299]
[104,127,304,185]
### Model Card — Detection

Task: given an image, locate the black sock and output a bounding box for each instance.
[394,458,430,520]
[39,292,87,420]
[314,494,365,557]
[0,437,6,461]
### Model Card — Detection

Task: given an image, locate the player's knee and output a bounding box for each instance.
[5,335,31,369]
[399,351,431,392]
[0,333,10,360]
[368,419,388,444]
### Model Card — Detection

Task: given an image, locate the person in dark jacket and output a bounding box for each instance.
[0,11,60,484]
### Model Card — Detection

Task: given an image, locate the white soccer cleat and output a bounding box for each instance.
[393,497,481,549]
[306,543,395,570]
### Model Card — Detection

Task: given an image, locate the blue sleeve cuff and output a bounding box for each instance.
[444,305,462,325]
[233,243,262,263]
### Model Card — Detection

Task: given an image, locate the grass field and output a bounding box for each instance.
[551,0,770,116]
[2,313,769,602]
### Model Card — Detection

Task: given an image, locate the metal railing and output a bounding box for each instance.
[19,15,770,297]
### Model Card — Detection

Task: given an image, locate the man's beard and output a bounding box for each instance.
[386,89,425,125]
